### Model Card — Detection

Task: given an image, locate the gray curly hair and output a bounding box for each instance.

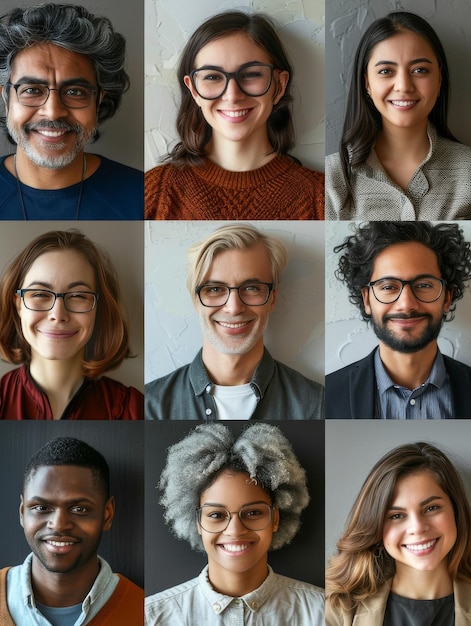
[159,423,310,552]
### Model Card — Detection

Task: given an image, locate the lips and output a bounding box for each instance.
[390,100,418,107]
[219,109,250,118]
[216,321,251,329]
[217,542,253,556]
[38,329,79,339]
[403,538,439,554]
[35,129,68,138]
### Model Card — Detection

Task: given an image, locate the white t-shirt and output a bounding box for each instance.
[212,383,257,419]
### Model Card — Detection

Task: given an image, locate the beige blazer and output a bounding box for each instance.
[326,579,471,626]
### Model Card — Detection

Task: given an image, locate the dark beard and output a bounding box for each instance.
[371,313,443,354]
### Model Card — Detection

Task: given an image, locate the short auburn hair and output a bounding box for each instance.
[0,229,132,377]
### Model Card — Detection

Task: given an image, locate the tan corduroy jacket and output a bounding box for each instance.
[326,579,471,626]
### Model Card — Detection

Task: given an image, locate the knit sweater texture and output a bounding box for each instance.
[145,154,324,220]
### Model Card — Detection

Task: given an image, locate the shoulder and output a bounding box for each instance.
[273,572,324,598]
[434,136,471,160]
[326,152,342,170]
[145,362,192,394]
[273,359,322,391]
[96,156,143,179]
[327,352,375,381]
[443,355,471,378]
[269,573,325,621]
[84,377,144,420]
[145,577,199,622]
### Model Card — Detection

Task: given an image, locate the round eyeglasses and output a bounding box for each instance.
[7,82,98,109]
[16,289,99,313]
[196,502,275,533]
[367,276,447,304]
[189,62,274,100]
[196,282,273,307]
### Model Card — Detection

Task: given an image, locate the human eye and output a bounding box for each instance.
[242,507,265,518]
[376,279,400,292]
[68,291,89,300]
[202,284,225,294]
[412,66,429,75]
[30,504,51,513]
[203,507,228,521]
[386,510,405,521]
[18,84,46,97]
[198,70,223,82]
[241,283,263,294]
[70,505,89,514]
[425,504,440,513]
[377,67,394,76]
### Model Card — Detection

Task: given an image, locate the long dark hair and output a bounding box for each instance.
[339,11,457,209]
[168,11,294,168]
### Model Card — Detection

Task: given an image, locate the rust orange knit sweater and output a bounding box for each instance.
[145,155,324,220]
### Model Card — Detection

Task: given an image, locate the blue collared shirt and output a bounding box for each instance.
[374,349,453,419]
[145,565,324,625]
[6,553,119,625]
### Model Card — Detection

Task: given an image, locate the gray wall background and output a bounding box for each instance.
[0,0,144,171]
[326,420,471,567]
[325,0,471,155]
[0,221,144,392]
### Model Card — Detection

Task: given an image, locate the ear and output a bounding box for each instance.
[15,292,22,317]
[443,286,453,313]
[102,496,115,531]
[19,494,24,528]
[361,287,372,316]
[268,287,278,312]
[184,75,202,107]
[272,507,280,532]
[273,70,289,105]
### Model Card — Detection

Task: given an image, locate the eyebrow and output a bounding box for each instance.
[374,58,433,67]
[11,76,97,89]
[201,499,271,507]
[196,61,263,71]
[388,495,444,511]
[25,495,97,506]
[25,281,95,290]
[202,279,268,286]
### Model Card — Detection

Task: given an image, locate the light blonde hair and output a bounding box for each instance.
[187,223,288,300]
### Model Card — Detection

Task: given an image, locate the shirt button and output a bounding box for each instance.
[213,603,221,613]
[205,385,211,393]
[410,399,416,406]
[205,408,212,415]
[251,601,259,610]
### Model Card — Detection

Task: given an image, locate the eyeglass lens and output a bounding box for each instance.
[13,83,96,108]
[198,503,272,532]
[371,277,444,303]
[198,283,271,306]
[20,289,96,312]
[192,64,272,99]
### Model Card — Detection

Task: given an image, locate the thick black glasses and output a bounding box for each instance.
[196,282,273,307]
[16,289,99,313]
[189,62,274,100]
[8,82,98,108]
[368,276,446,304]
[196,503,275,533]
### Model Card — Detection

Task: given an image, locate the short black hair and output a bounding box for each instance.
[334,222,471,321]
[23,437,110,498]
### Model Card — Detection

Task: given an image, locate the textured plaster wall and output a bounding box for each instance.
[145,0,325,171]
[326,0,471,155]
[145,220,325,385]
[325,221,471,374]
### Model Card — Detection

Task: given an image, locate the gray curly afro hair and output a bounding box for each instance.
[159,423,310,552]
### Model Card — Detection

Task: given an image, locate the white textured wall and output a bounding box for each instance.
[145,0,325,171]
[325,221,471,374]
[145,220,325,385]
[326,0,471,155]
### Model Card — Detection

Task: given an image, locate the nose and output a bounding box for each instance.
[222,289,246,314]
[48,295,70,320]
[395,283,419,309]
[224,512,248,535]
[394,69,414,93]
[407,512,428,535]
[222,76,245,101]
[47,508,74,531]
[38,88,69,118]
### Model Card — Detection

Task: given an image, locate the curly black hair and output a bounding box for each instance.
[334,222,471,321]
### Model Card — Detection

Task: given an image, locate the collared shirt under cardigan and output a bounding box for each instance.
[145,565,325,626]
[326,124,471,220]
[145,347,324,420]
[326,578,471,626]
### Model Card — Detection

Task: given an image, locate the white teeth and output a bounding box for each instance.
[47,540,75,546]
[37,130,67,137]
[221,544,249,552]
[221,109,249,118]
[391,100,416,107]
[218,321,249,328]
[405,539,436,551]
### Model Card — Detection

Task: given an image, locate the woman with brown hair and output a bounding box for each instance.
[326,442,471,625]
[0,229,143,419]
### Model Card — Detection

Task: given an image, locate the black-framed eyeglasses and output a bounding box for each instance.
[16,289,99,313]
[189,62,274,100]
[196,282,274,307]
[367,276,447,304]
[196,502,275,533]
[7,82,98,109]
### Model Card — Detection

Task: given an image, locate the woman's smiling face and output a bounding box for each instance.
[184,32,288,148]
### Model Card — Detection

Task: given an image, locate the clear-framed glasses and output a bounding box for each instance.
[196,502,275,533]
[196,282,274,307]
[7,82,98,109]
[189,62,274,100]
[16,289,99,313]
[367,276,447,304]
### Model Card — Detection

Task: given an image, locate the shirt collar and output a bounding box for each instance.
[197,564,277,615]
[189,347,275,399]
[21,553,115,612]
[374,347,447,394]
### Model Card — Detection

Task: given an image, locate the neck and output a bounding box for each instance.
[202,342,264,386]
[8,149,98,189]
[206,129,275,172]
[31,554,100,608]
[391,561,453,600]
[378,341,438,389]
[29,357,85,419]
[207,560,269,597]
[375,122,430,163]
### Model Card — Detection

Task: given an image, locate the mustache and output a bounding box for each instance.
[382,312,432,322]
[24,119,83,134]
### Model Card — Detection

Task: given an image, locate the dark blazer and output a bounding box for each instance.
[326,348,471,419]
